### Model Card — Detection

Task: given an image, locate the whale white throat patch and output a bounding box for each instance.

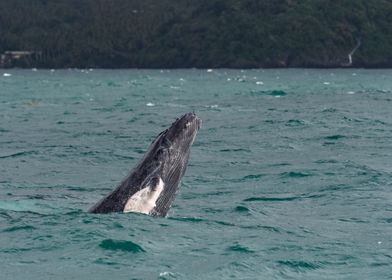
[123,177,164,215]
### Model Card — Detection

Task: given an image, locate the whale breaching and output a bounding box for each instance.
[88,112,201,217]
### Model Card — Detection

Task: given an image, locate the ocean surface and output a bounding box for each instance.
[0,69,391,279]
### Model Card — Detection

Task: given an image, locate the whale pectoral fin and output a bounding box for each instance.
[123,177,164,215]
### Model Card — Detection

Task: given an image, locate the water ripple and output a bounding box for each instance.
[99,239,145,253]
[277,260,322,271]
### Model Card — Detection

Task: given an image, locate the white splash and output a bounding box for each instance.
[159,272,175,278]
[3,73,12,77]
[124,178,164,215]
[207,69,213,72]
[256,81,264,85]
[347,91,355,95]
[323,82,330,85]
[146,102,155,107]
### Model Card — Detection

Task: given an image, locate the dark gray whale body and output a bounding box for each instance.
[88,112,201,217]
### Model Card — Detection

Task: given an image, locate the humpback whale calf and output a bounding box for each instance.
[88,112,201,217]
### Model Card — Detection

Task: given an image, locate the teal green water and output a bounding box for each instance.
[1,69,391,279]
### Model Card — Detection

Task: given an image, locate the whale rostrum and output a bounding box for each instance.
[88,112,201,217]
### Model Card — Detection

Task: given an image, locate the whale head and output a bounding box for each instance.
[156,112,201,160]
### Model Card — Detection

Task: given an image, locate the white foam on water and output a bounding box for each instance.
[159,272,175,278]
[165,103,186,108]
[323,82,330,85]
[256,81,264,85]
[3,73,12,77]
[146,102,155,107]
[347,91,355,95]
[207,69,213,72]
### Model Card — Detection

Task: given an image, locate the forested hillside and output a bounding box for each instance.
[1,0,391,68]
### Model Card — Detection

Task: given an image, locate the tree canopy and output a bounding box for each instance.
[1,0,391,68]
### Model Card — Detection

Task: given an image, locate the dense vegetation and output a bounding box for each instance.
[1,0,392,68]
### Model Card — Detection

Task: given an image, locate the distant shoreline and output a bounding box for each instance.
[2,66,392,70]
[2,1,392,71]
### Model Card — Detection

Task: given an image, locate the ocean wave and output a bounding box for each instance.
[99,239,145,253]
